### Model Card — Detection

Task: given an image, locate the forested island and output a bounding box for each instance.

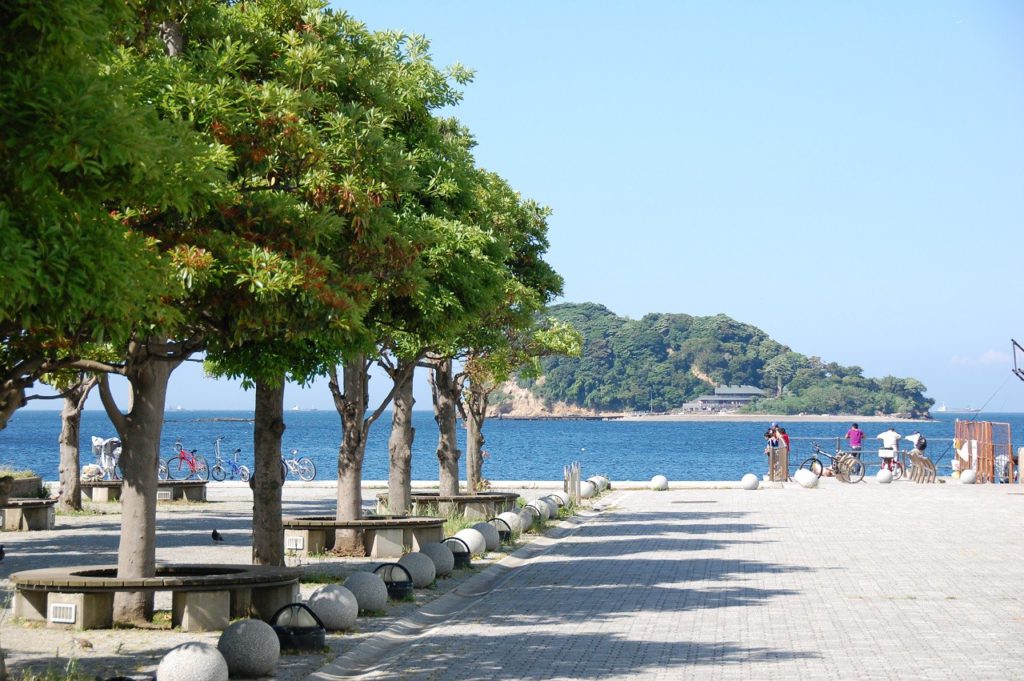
[493,303,934,418]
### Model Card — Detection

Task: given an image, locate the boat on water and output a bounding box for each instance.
[935,403,947,413]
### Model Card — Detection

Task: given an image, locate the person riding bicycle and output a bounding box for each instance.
[876,427,902,471]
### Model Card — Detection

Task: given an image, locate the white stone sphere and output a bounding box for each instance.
[217,618,279,677]
[343,571,388,612]
[593,475,610,491]
[794,468,819,489]
[518,508,538,530]
[536,497,559,518]
[525,500,550,521]
[157,642,228,681]
[876,469,894,484]
[585,477,603,492]
[497,511,523,533]
[960,469,977,484]
[307,584,359,631]
[454,527,487,555]
[741,473,759,490]
[471,522,501,551]
[579,480,597,498]
[650,475,669,491]
[398,551,437,587]
[420,542,455,577]
[546,491,569,507]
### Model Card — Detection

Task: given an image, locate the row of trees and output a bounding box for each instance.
[506,303,931,417]
[1,0,578,625]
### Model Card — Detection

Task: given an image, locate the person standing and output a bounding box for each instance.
[844,423,865,458]
[776,426,790,459]
[877,427,902,471]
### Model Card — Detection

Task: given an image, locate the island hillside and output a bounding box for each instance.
[492,302,933,418]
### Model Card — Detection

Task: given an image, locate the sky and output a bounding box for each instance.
[26,0,1024,413]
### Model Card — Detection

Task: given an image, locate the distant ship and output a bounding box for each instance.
[936,403,980,414]
[291,404,301,412]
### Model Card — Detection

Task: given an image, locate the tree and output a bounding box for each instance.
[0,0,219,432]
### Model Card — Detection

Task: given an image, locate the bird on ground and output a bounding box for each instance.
[212,529,225,543]
[71,636,94,651]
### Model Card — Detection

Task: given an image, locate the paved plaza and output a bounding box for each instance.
[316,479,1023,680]
[1,479,1021,680]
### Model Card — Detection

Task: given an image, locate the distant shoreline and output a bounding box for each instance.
[496,412,934,423]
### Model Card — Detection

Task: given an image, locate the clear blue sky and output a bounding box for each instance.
[29,0,1024,413]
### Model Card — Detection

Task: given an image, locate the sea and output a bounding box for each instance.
[1,410,1022,482]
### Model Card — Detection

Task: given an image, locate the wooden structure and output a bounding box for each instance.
[768,447,789,482]
[375,491,519,520]
[953,420,1015,484]
[11,563,299,631]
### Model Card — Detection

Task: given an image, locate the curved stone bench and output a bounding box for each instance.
[81,480,207,503]
[283,515,445,559]
[11,563,299,632]
[1,498,57,531]
[375,492,520,520]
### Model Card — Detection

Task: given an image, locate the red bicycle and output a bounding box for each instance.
[165,440,209,481]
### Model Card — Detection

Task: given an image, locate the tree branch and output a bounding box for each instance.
[98,374,128,439]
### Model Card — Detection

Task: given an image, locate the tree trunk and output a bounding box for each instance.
[252,378,285,566]
[387,362,415,515]
[332,355,369,554]
[57,376,97,512]
[431,359,461,496]
[0,386,23,432]
[101,350,181,625]
[465,385,488,494]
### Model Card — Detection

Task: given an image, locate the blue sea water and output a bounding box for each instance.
[1,410,1021,482]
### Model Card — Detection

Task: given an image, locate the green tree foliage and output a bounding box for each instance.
[0,0,223,429]
[513,303,933,417]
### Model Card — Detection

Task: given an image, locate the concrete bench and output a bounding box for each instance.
[1,499,57,531]
[375,492,520,520]
[10,563,300,632]
[283,515,445,559]
[81,480,207,503]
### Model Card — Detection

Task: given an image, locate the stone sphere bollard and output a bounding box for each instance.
[497,511,523,533]
[525,500,550,521]
[593,475,611,490]
[793,468,819,488]
[420,542,455,577]
[741,473,759,490]
[876,469,894,484]
[536,497,559,518]
[157,642,229,681]
[579,480,597,498]
[454,527,487,555]
[650,475,669,491]
[518,507,538,530]
[217,619,279,677]
[471,522,501,551]
[343,571,388,612]
[546,491,569,507]
[960,469,977,484]
[307,584,359,631]
[398,551,437,587]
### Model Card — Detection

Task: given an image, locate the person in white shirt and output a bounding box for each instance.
[877,427,902,471]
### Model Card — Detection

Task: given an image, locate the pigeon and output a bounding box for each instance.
[211,529,225,543]
[72,636,93,650]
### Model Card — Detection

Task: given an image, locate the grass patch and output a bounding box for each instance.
[151,610,172,627]
[442,512,478,537]
[0,467,39,479]
[12,660,92,681]
[301,572,346,585]
[56,507,106,517]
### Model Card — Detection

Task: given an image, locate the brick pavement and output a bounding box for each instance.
[312,479,1024,680]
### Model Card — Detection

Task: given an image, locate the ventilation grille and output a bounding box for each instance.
[156,490,173,501]
[49,603,77,624]
[285,535,305,550]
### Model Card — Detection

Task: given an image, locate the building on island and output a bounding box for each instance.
[681,385,766,413]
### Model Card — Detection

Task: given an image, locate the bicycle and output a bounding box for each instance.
[209,437,250,482]
[90,435,169,481]
[165,440,210,481]
[879,450,905,481]
[281,449,316,482]
[800,441,866,483]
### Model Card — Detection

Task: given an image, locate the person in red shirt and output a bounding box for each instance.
[776,426,790,458]
[844,423,865,459]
